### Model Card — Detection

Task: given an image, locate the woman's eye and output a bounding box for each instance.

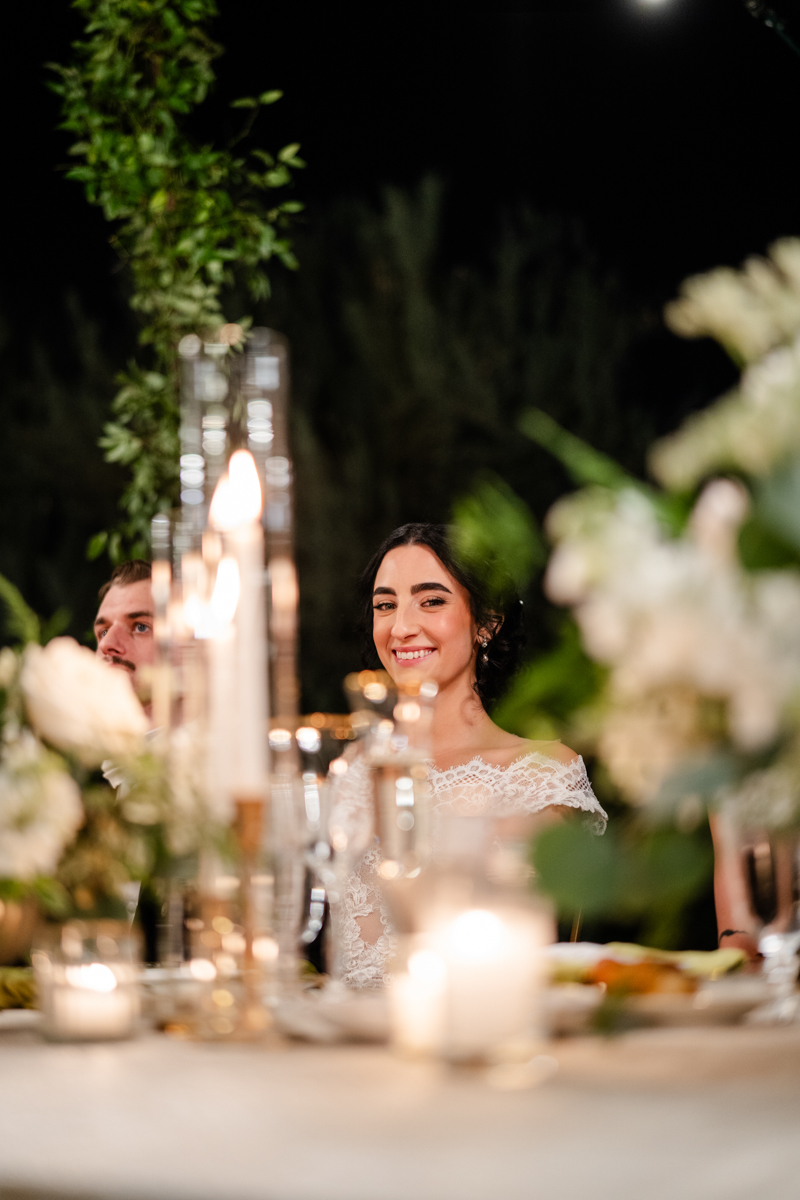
[421,597,445,608]
[373,602,395,613]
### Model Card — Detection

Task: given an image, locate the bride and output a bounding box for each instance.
[333,523,607,988]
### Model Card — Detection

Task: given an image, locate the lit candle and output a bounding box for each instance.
[209,451,269,798]
[42,963,140,1042]
[390,908,549,1062]
[437,908,546,1061]
[389,948,446,1055]
[206,556,240,814]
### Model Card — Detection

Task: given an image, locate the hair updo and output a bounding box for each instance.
[357,522,525,708]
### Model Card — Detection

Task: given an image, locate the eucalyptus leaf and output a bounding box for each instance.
[532,819,713,946]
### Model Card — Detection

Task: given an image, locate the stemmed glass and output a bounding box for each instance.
[293,725,374,989]
[758,923,800,1023]
[743,832,800,1023]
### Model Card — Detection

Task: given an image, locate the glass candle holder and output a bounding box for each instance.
[388,815,553,1063]
[389,894,551,1063]
[185,853,278,1040]
[33,921,141,1043]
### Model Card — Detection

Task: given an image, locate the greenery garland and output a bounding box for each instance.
[49,0,304,560]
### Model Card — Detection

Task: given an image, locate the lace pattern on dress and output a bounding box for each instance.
[337,844,397,989]
[332,751,607,988]
[431,753,607,833]
[329,758,396,989]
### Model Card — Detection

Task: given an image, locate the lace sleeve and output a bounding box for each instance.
[430,753,608,834]
[329,756,396,988]
[338,845,397,989]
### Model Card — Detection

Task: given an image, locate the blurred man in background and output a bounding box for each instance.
[93,560,154,703]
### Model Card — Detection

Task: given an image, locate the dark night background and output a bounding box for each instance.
[0,0,797,706]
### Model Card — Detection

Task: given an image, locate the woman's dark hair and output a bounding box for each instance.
[357,523,525,708]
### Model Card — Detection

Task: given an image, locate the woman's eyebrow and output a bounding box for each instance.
[410,582,451,595]
[373,587,396,597]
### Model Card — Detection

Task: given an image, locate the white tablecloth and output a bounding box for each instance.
[2,1021,800,1200]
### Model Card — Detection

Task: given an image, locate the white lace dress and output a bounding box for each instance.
[332,750,607,989]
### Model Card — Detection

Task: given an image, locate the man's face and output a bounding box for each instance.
[94,580,155,695]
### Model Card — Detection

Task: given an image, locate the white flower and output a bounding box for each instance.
[664,240,800,364]
[689,479,749,562]
[0,732,83,880]
[546,484,800,801]
[0,647,17,690]
[21,638,148,767]
[598,689,705,805]
[723,765,800,832]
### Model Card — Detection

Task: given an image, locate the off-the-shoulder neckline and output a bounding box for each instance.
[429,750,582,776]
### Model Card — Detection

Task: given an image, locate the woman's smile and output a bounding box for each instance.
[392,645,437,663]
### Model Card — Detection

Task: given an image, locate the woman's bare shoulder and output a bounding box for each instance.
[470,732,579,770]
[516,738,579,766]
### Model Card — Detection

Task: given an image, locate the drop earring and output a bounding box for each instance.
[480,636,489,664]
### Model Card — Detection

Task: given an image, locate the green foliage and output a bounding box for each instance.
[0,967,36,1010]
[49,0,303,557]
[752,460,800,557]
[520,406,693,536]
[56,783,152,918]
[519,408,633,492]
[532,820,713,949]
[451,472,544,601]
[0,575,42,645]
[491,619,605,739]
[738,513,800,570]
[0,573,70,646]
[0,877,70,918]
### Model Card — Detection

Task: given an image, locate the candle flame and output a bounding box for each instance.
[209,450,263,529]
[445,909,507,962]
[64,963,118,993]
[210,557,240,625]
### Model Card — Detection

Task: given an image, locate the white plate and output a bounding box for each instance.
[629,978,771,1026]
[0,1008,41,1031]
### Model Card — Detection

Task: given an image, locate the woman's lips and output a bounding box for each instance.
[392,647,436,663]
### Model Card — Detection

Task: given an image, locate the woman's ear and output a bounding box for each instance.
[477,614,503,643]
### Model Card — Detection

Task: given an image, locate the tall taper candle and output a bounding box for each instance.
[209,451,268,798]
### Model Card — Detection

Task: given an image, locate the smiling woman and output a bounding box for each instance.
[334,523,607,988]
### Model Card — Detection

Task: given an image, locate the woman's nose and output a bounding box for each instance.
[391,601,420,639]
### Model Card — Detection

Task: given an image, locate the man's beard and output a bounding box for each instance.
[108,655,136,673]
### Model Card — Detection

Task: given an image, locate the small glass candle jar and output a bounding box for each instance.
[33,921,141,1042]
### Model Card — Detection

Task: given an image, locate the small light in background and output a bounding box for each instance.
[296,726,321,753]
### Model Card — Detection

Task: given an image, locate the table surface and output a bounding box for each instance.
[2,1018,800,1200]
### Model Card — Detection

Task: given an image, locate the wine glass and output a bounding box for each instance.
[744,833,800,1023]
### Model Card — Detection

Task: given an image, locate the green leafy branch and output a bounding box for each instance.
[49,0,304,558]
[532,820,713,949]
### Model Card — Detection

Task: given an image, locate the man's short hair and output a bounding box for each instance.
[98,560,152,603]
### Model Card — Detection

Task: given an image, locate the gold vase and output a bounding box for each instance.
[0,897,38,966]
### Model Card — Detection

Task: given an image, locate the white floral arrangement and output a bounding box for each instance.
[544,238,800,833]
[0,633,150,914]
